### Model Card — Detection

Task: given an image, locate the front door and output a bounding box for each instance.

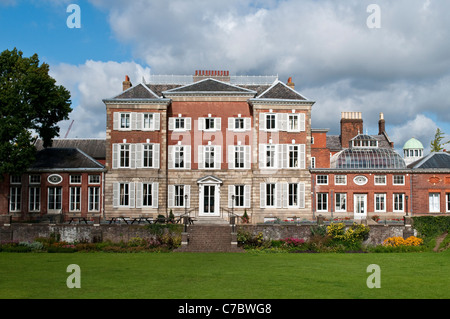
[354,194,367,219]
[199,184,220,216]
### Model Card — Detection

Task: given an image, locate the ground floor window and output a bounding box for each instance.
[393,193,404,212]
[266,183,276,207]
[447,193,450,212]
[317,193,328,212]
[29,187,40,212]
[9,186,21,212]
[88,187,100,212]
[48,187,62,211]
[119,183,129,207]
[70,187,81,212]
[429,193,440,213]
[375,193,386,212]
[335,193,346,212]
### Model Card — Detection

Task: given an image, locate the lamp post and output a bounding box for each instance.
[184,194,188,232]
[231,195,236,232]
[405,195,409,216]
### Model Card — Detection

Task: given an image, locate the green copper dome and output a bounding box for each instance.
[403,137,423,150]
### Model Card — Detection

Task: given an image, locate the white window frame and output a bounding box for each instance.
[88,187,100,212]
[88,175,101,184]
[141,113,160,131]
[198,145,221,170]
[335,193,347,212]
[317,193,328,212]
[9,186,21,212]
[29,186,40,212]
[446,193,450,213]
[168,185,190,208]
[48,187,62,211]
[112,182,135,208]
[429,193,440,213]
[334,175,347,185]
[228,117,251,132]
[168,117,191,131]
[70,175,82,185]
[199,117,221,132]
[119,112,131,130]
[169,145,191,169]
[228,185,251,208]
[374,193,386,212]
[374,175,387,185]
[393,175,405,185]
[311,157,316,168]
[10,175,21,184]
[29,175,41,184]
[393,193,405,212]
[69,186,81,212]
[316,175,328,185]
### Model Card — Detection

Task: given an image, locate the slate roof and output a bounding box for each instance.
[162,78,257,95]
[35,139,106,160]
[257,81,307,100]
[29,148,105,171]
[326,134,393,151]
[110,83,160,100]
[408,152,450,169]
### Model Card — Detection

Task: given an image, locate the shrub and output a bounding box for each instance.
[382,236,423,247]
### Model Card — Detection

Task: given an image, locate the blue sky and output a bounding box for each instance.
[1,0,449,152]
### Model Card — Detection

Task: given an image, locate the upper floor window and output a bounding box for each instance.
[120,113,130,129]
[393,175,405,185]
[316,175,328,185]
[228,117,251,131]
[259,112,305,132]
[168,117,191,131]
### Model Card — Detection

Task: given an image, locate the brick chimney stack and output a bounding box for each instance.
[340,112,363,148]
[123,75,132,91]
[378,112,385,135]
[287,77,295,89]
[193,70,230,82]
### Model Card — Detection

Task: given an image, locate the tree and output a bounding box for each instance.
[0,48,72,177]
[430,128,450,152]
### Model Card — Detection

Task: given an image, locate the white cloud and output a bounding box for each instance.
[49,60,151,138]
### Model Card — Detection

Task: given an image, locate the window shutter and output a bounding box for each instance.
[228,117,234,130]
[185,118,191,130]
[259,144,266,169]
[129,182,135,208]
[154,144,160,169]
[244,117,251,131]
[131,112,137,130]
[259,113,265,130]
[152,183,159,208]
[130,144,136,169]
[154,113,160,131]
[299,183,305,208]
[168,118,174,131]
[113,182,119,208]
[214,146,221,169]
[260,183,266,208]
[277,144,284,169]
[244,185,251,208]
[300,113,305,132]
[135,144,143,168]
[198,117,204,131]
[276,183,282,208]
[112,144,118,169]
[168,146,174,169]
[185,185,190,208]
[228,145,235,169]
[282,183,288,208]
[244,146,251,169]
[300,144,305,169]
[136,182,143,208]
[228,185,234,208]
[168,185,174,208]
[185,146,191,169]
[198,145,204,169]
[136,113,143,130]
[278,113,288,131]
[215,118,221,130]
[113,112,119,130]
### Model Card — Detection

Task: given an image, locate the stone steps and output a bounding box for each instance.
[175,224,244,253]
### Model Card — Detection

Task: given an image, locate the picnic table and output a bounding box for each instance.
[68,216,88,224]
[108,216,154,225]
[175,216,196,225]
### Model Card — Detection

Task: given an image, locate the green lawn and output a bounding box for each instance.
[0,251,449,299]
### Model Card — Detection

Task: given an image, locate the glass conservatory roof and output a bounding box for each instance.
[330,148,406,169]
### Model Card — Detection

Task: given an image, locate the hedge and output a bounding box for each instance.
[412,216,450,238]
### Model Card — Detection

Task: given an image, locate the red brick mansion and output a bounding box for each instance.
[1,70,449,224]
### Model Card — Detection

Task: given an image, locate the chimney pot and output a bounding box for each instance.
[122,75,132,91]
